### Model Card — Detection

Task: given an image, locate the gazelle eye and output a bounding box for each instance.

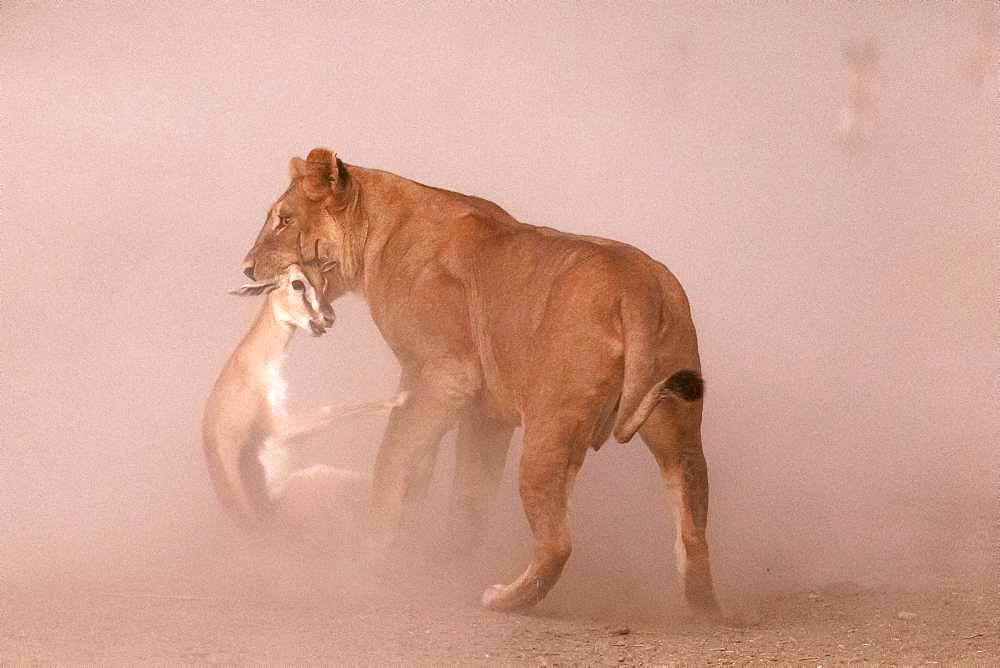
[291,279,305,291]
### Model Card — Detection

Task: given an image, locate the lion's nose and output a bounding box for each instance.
[242,261,255,280]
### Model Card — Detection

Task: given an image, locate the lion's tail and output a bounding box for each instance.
[611,292,703,444]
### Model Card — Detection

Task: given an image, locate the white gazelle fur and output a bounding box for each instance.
[202,264,405,526]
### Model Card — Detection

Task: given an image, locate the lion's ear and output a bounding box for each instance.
[306,147,336,169]
[289,157,308,179]
[298,148,339,201]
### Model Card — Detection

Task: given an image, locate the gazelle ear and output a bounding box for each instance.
[229,280,277,296]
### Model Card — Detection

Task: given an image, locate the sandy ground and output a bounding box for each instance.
[2,577,997,665]
[2,513,996,666]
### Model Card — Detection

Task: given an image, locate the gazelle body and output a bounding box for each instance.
[202,264,405,539]
[202,264,331,526]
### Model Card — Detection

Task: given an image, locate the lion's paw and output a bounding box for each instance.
[479,584,509,610]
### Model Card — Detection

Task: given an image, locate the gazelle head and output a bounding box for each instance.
[232,264,334,336]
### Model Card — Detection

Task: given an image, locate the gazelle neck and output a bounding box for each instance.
[237,298,296,368]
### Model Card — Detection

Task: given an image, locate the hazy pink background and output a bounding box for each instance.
[2,2,996,612]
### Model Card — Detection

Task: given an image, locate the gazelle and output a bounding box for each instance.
[201,263,403,533]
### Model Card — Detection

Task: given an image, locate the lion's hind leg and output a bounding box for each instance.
[479,417,590,611]
[639,399,719,614]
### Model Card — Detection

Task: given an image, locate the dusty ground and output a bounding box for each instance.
[2,576,997,665]
[1,583,997,665]
[2,514,996,666]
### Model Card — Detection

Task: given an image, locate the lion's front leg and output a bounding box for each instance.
[449,406,514,554]
[366,366,473,563]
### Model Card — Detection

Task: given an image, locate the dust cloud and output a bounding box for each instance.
[1,1,996,624]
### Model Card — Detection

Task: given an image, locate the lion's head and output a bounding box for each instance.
[242,148,366,302]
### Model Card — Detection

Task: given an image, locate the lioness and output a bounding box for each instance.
[240,148,718,613]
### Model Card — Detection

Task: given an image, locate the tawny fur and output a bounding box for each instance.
[240,149,718,613]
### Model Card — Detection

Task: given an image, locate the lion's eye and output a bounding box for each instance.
[276,215,291,230]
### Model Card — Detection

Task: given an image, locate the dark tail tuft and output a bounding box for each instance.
[659,370,704,402]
